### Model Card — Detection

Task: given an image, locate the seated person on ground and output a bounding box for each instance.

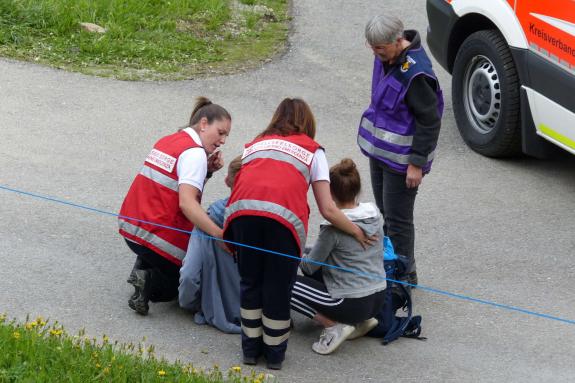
[290,158,386,355]
[179,156,242,333]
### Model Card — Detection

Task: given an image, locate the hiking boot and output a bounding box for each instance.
[128,269,150,315]
[347,318,379,340]
[126,270,137,285]
[311,323,355,355]
[129,288,139,301]
[127,268,140,300]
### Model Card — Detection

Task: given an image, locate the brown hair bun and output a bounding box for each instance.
[329,158,361,204]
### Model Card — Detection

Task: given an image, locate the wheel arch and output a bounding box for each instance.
[447,1,528,73]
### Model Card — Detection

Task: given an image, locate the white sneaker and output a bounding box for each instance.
[311,323,355,355]
[347,318,379,340]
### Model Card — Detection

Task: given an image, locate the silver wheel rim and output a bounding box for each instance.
[462,55,501,134]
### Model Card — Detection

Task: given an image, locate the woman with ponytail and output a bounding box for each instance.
[118,97,232,316]
[223,99,375,370]
[290,158,386,356]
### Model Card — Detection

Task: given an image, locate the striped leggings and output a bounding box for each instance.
[290,275,385,325]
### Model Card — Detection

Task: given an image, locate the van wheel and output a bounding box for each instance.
[452,30,521,157]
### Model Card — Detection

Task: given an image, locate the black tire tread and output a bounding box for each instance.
[452,29,522,157]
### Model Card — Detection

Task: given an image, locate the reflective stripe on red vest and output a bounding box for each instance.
[118,130,202,266]
[223,134,321,254]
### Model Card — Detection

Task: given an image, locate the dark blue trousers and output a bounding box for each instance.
[227,216,299,364]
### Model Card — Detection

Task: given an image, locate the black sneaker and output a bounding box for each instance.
[406,271,418,288]
[242,355,258,366]
[128,269,150,315]
[266,361,282,370]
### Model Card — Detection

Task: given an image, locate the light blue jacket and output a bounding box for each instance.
[179,198,241,334]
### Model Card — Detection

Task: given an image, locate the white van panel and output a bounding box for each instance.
[525,87,575,154]
[451,0,529,49]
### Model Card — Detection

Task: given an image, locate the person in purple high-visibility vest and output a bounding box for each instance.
[358,14,444,286]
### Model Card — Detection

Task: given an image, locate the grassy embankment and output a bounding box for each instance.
[0,314,274,382]
[0,0,289,80]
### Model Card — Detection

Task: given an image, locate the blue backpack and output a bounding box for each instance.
[367,237,426,345]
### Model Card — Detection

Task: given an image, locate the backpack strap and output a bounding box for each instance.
[401,315,427,341]
[382,283,413,345]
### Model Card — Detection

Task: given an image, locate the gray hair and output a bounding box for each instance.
[365,15,404,46]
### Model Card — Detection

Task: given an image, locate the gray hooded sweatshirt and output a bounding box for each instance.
[300,202,386,299]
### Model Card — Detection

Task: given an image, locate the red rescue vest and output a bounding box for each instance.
[118,130,203,266]
[224,134,321,254]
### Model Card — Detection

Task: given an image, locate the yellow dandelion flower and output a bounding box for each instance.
[231,366,241,373]
[25,322,35,330]
[102,335,109,343]
[192,368,199,374]
[13,331,20,339]
[103,367,110,374]
[35,316,44,324]
[158,370,166,377]
[96,363,101,368]
[254,380,262,383]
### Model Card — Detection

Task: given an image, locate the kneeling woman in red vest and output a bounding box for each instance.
[118,97,232,316]
[223,98,374,370]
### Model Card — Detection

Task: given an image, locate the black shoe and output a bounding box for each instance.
[266,361,282,370]
[242,355,258,366]
[128,270,149,315]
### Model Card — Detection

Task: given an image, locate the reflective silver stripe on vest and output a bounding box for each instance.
[225,199,307,249]
[139,165,179,192]
[118,220,186,261]
[358,134,435,165]
[243,151,311,183]
[360,117,414,147]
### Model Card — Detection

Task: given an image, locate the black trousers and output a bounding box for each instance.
[226,216,300,364]
[125,240,180,302]
[291,275,386,325]
[369,158,419,273]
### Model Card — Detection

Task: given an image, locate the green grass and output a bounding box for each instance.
[0,0,289,80]
[0,314,274,382]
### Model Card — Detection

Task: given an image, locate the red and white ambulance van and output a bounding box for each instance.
[426,0,575,157]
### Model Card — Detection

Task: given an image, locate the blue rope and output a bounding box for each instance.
[1,183,574,326]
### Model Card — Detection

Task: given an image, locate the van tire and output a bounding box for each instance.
[452,30,522,157]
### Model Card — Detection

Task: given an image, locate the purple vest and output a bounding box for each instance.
[358,47,444,174]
